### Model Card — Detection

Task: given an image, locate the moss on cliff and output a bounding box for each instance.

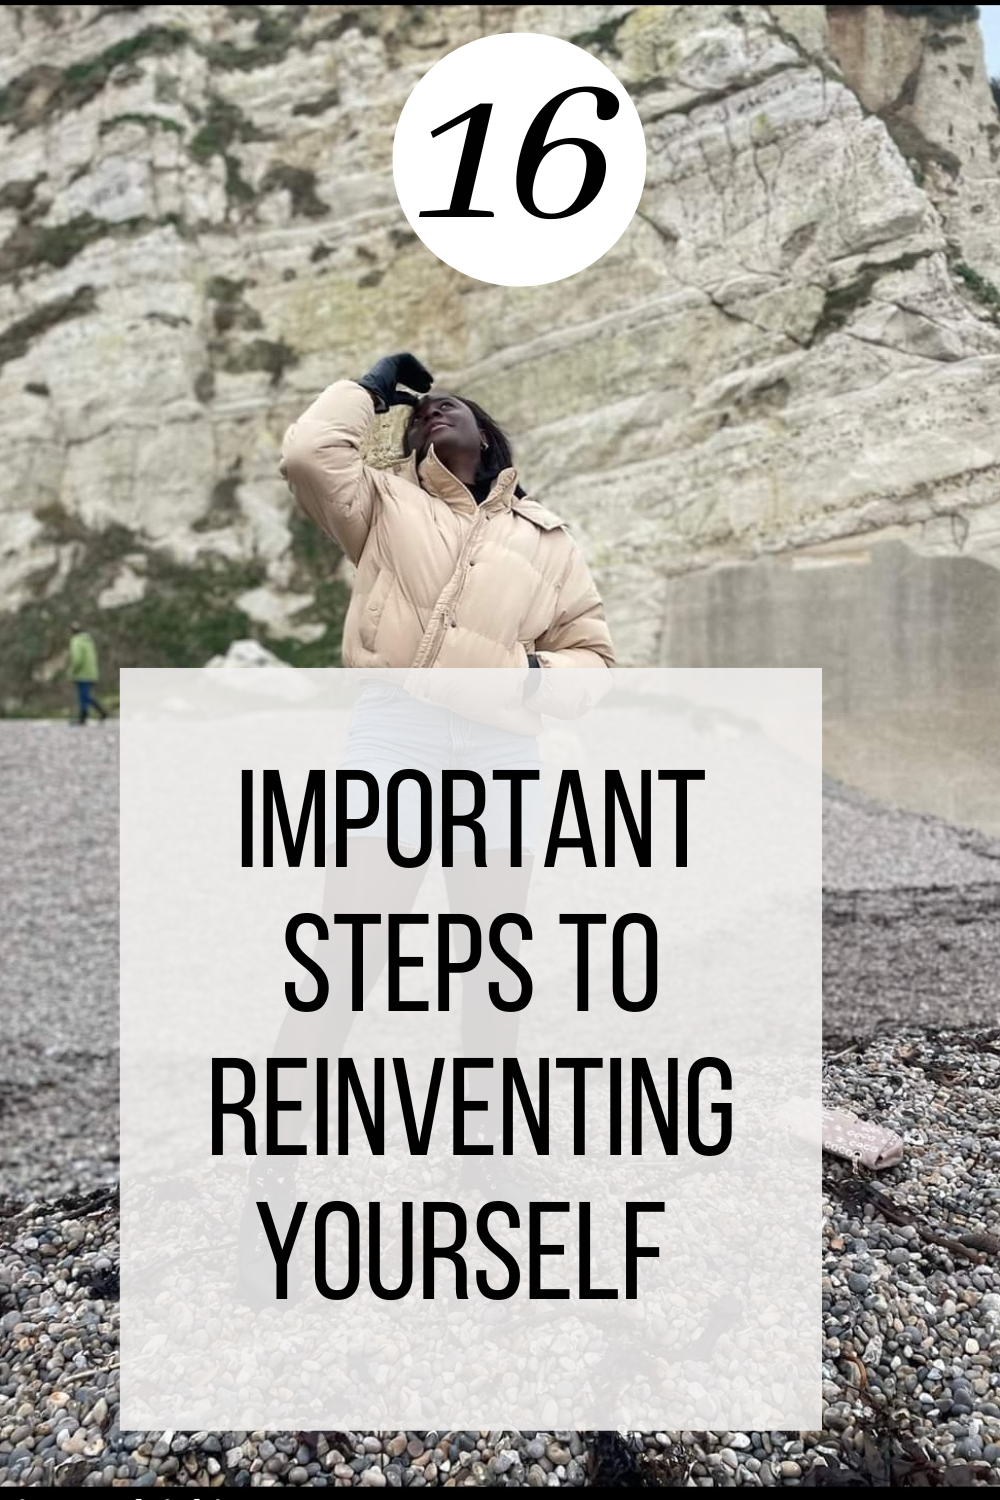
[0,10,360,137]
[99,111,185,137]
[205,276,263,334]
[881,116,962,177]
[116,553,267,666]
[194,369,216,403]
[287,508,330,578]
[0,6,359,148]
[0,506,348,713]
[189,96,269,160]
[292,88,341,118]
[273,575,351,669]
[0,212,187,283]
[0,26,189,131]
[270,511,350,667]
[206,6,306,71]
[61,25,189,99]
[191,469,244,533]
[188,95,269,205]
[0,215,104,279]
[569,16,630,56]
[200,277,299,393]
[260,164,328,219]
[220,338,299,384]
[0,66,62,132]
[952,260,1000,320]
[0,177,46,213]
[811,252,928,339]
[0,286,97,371]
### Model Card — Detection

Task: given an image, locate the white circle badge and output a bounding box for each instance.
[393,32,647,287]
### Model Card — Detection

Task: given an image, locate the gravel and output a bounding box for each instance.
[1,722,998,1485]
[822,777,1000,1048]
[821,776,1000,893]
[0,721,119,1202]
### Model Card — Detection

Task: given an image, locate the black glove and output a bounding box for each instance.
[523,654,542,698]
[357,352,433,413]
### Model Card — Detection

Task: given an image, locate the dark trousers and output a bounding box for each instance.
[75,681,107,724]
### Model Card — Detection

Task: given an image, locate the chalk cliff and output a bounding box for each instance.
[0,3,998,714]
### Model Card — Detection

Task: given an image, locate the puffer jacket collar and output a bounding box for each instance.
[396,444,565,530]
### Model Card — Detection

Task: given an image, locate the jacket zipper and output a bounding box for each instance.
[413,504,492,668]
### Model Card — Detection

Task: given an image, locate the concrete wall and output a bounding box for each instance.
[662,542,1000,834]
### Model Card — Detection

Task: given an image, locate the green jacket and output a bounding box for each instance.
[68,631,99,682]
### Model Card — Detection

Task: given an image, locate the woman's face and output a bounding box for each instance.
[407,391,482,463]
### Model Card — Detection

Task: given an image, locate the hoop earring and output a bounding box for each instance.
[481,439,489,451]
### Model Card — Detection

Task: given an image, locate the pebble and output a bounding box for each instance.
[3,717,1000,1490]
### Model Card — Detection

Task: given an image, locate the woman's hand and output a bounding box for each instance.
[357,353,433,412]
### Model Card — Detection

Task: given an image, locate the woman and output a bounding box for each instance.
[235,355,614,1306]
[279,350,614,681]
[280,350,614,849]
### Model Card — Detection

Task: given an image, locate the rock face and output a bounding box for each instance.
[0,4,999,727]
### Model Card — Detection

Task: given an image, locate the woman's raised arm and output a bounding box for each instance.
[279,354,431,565]
[280,379,383,565]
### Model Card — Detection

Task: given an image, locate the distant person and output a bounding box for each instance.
[67,623,108,725]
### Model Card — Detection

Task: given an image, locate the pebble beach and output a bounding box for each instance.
[1,722,998,1487]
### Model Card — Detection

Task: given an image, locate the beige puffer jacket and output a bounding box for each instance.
[280,381,615,689]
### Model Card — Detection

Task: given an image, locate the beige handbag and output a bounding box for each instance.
[779,1099,905,1171]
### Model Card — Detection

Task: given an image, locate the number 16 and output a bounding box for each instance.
[419,87,620,222]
